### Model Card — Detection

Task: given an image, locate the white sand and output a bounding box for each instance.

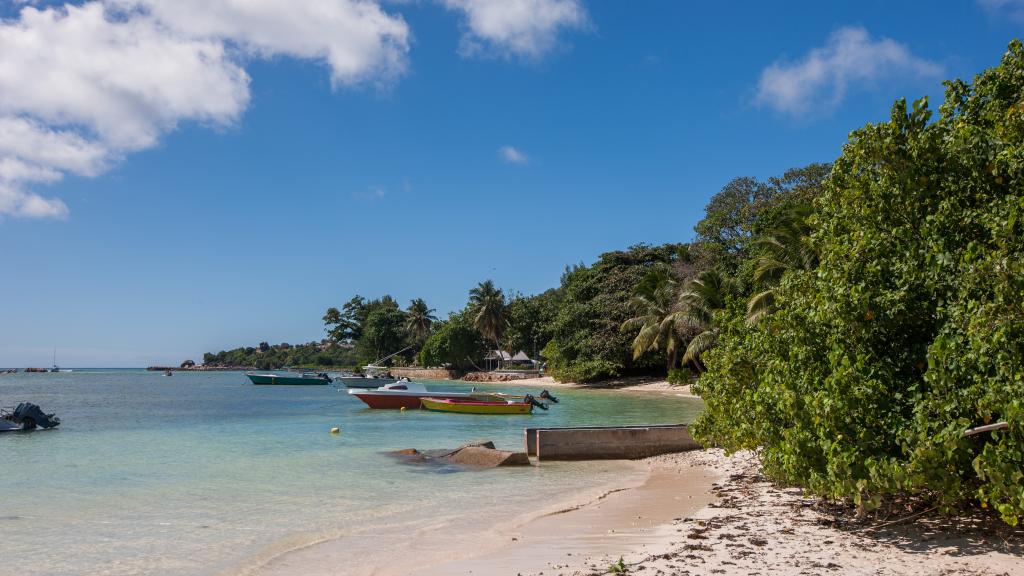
[514,449,1024,576]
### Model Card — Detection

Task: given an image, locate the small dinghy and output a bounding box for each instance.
[421,394,548,415]
[0,403,61,432]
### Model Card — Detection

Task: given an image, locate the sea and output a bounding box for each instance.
[0,369,703,576]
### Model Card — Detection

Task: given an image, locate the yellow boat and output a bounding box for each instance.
[420,397,537,415]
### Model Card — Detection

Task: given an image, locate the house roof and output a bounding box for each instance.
[511,351,532,362]
[484,350,512,361]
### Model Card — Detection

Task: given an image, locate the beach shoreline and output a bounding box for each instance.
[469,374,700,399]
[247,447,1024,576]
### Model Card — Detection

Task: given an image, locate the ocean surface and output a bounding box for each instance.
[0,370,703,576]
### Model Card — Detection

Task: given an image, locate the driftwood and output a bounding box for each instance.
[963,422,1010,437]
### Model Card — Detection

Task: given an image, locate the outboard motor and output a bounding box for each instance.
[13,403,61,429]
[523,394,549,411]
[538,390,559,404]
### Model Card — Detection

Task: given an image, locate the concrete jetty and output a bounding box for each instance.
[525,424,702,461]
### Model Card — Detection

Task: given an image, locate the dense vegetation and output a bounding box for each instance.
[693,42,1024,524]
[203,340,357,370]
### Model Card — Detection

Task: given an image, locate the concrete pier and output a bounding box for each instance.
[524,424,702,461]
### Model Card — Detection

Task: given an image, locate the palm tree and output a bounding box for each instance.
[676,270,732,372]
[746,204,817,325]
[620,269,684,370]
[468,280,508,351]
[404,298,437,346]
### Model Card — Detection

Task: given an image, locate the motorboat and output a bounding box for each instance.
[420,394,548,415]
[337,373,397,389]
[338,364,398,388]
[349,380,499,409]
[246,372,332,385]
[1,403,61,432]
[349,380,557,409]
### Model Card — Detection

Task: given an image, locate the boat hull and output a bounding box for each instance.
[421,398,533,415]
[247,374,330,386]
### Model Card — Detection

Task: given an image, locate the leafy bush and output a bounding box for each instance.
[418,312,489,370]
[544,244,683,383]
[667,367,693,385]
[695,41,1024,523]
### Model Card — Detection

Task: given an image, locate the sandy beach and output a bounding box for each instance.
[252,444,1022,576]
[509,449,1024,576]
[494,374,699,398]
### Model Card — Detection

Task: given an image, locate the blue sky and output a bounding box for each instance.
[0,0,1019,367]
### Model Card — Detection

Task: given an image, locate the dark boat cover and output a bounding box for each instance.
[12,403,61,429]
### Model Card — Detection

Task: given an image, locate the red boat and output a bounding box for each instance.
[348,380,497,409]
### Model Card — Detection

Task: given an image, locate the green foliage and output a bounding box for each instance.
[418,311,490,370]
[544,244,682,382]
[203,341,356,370]
[505,288,562,358]
[404,298,438,348]
[620,267,683,370]
[468,280,508,348]
[354,297,408,365]
[695,41,1024,523]
[667,367,692,385]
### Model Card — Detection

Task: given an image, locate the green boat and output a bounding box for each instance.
[246,372,332,385]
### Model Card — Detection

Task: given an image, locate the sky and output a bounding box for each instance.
[0,0,1019,367]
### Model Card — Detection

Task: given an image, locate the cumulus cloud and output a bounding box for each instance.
[441,0,588,58]
[0,1,409,219]
[755,27,942,116]
[498,145,528,164]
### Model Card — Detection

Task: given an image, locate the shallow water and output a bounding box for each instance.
[0,370,703,576]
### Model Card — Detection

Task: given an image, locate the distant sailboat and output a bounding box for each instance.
[48,349,71,373]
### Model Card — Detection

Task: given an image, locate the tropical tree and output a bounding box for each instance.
[676,270,731,371]
[746,203,817,325]
[468,280,508,351]
[404,298,437,347]
[620,268,684,371]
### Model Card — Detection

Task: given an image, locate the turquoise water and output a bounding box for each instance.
[0,370,703,576]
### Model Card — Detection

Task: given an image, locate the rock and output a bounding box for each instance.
[388,440,531,468]
[444,446,531,467]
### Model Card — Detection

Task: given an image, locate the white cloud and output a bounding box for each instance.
[498,145,528,164]
[441,0,588,58]
[0,1,409,219]
[110,0,410,87]
[755,27,942,116]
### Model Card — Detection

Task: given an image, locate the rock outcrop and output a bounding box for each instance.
[386,440,531,468]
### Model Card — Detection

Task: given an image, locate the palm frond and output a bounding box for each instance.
[745,289,776,325]
[682,330,718,365]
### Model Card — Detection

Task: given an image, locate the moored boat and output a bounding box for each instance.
[349,380,501,409]
[338,374,397,388]
[1,403,61,431]
[246,372,332,385]
[420,397,540,415]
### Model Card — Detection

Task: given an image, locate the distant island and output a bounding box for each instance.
[199,340,357,371]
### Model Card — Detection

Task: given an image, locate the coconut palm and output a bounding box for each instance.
[676,270,732,372]
[746,204,817,325]
[620,269,684,370]
[404,298,437,346]
[468,280,507,350]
